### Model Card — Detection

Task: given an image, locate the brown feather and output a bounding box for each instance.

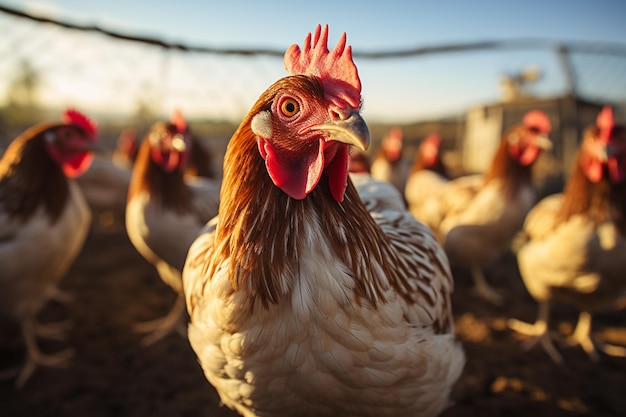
[128,124,193,215]
[483,126,534,199]
[557,126,626,233]
[185,136,216,179]
[0,128,69,223]
[408,146,448,177]
[211,76,446,327]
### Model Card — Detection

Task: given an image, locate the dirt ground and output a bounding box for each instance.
[1,219,625,417]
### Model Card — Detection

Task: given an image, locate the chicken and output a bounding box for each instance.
[183,25,464,417]
[508,106,626,363]
[371,126,410,192]
[0,109,99,387]
[76,149,133,232]
[112,127,139,169]
[405,133,450,228]
[428,111,552,304]
[185,132,219,180]
[126,110,220,346]
[347,147,371,174]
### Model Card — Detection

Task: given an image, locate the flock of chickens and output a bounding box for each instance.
[1,24,625,417]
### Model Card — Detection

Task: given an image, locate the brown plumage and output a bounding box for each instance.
[183,25,464,417]
[126,118,220,346]
[0,126,71,222]
[370,126,410,192]
[185,135,218,179]
[422,111,552,304]
[0,109,99,387]
[509,106,626,362]
[405,134,450,227]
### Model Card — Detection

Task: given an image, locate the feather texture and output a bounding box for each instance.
[184,70,463,416]
[126,120,220,345]
[510,110,626,361]
[0,113,96,386]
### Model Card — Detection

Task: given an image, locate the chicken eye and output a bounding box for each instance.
[280,98,300,117]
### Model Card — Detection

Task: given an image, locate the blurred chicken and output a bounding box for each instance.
[126,110,220,346]
[77,146,133,232]
[371,126,410,192]
[183,25,464,417]
[0,109,99,387]
[405,134,450,227]
[427,111,552,304]
[112,127,138,169]
[184,132,219,180]
[347,147,371,174]
[509,106,626,363]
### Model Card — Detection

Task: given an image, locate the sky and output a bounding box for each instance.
[1,0,625,123]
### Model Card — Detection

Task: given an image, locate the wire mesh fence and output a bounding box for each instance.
[1,4,625,166]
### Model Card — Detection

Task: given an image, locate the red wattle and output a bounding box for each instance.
[258,137,325,200]
[151,149,181,173]
[583,159,603,183]
[325,145,349,202]
[608,157,625,183]
[519,146,540,166]
[61,152,94,178]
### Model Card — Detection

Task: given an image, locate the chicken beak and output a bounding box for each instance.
[172,134,187,152]
[535,134,552,151]
[313,111,370,151]
[597,144,610,162]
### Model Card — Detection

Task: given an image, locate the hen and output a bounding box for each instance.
[76,147,133,233]
[371,126,410,192]
[183,25,464,417]
[509,106,626,362]
[0,109,99,386]
[405,133,450,228]
[126,110,220,346]
[112,127,139,169]
[426,111,552,304]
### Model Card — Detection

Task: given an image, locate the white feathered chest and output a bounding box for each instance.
[185,208,464,417]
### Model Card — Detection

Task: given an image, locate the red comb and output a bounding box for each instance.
[284,24,361,109]
[523,110,551,134]
[62,108,97,140]
[423,133,441,147]
[596,105,614,144]
[171,109,187,133]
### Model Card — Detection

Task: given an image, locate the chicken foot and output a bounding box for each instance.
[36,319,73,340]
[508,302,564,364]
[14,315,74,388]
[470,265,505,305]
[45,286,74,304]
[565,311,626,361]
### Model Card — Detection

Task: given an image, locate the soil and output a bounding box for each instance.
[1,219,625,417]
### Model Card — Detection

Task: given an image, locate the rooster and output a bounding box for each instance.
[371,126,409,192]
[0,109,99,387]
[508,106,626,363]
[425,111,552,304]
[183,25,464,417]
[126,110,220,346]
[405,133,450,228]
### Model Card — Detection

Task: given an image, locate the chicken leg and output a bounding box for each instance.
[470,265,505,305]
[508,302,564,364]
[565,311,626,361]
[16,315,74,388]
[133,292,186,346]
